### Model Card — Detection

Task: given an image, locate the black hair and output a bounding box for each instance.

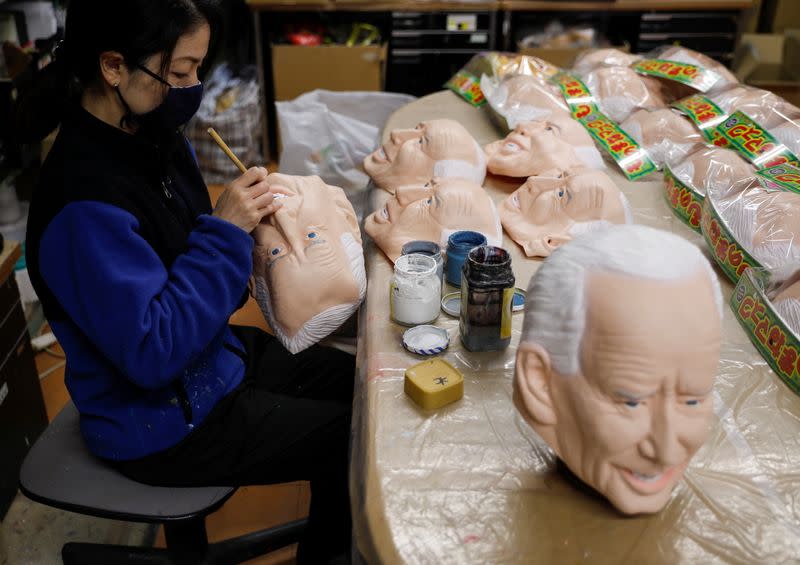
[14,0,222,143]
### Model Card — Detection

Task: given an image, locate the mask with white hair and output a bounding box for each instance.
[363,119,486,193]
[364,177,503,262]
[499,168,633,257]
[484,116,605,178]
[514,224,723,515]
[251,174,367,354]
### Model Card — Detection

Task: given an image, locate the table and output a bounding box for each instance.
[350,90,800,564]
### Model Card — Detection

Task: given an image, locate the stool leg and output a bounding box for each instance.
[164,517,209,564]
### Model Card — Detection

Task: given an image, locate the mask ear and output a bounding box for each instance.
[543,233,571,253]
[514,342,557,426]
[520,233,570,258]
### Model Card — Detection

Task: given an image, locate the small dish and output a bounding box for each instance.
[402,325,449,356]
[512,287,526,312]
[441,292,461,317]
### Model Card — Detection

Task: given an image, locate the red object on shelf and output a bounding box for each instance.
[285,23,324,46]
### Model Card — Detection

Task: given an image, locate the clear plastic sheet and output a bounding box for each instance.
[351,91,800,564]
[620,107,705,168]
[704,171,800,272]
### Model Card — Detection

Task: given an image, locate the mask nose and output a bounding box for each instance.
[390,128,422,145]
[638,400,686,466]
[395,184,432,205]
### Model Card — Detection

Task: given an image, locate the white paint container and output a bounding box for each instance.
[390,254,441,326]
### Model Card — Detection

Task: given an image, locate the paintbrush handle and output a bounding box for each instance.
[207,127,248,174]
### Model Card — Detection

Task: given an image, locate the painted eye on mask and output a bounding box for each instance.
[624,400,641,408]
[557,190,565,198]
[306,231,318,240]
[685,399,699,406]
[426,197,432,205]
[270,246,283,257]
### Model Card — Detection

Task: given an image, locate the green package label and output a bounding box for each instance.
[700,195,761,284]
[732,268,800,396]
[716,111,800,168]
[550,72,656,181]
[632,59,720,92]
[663,166,704,233]
[550,72,599,119]
[755,163,800,194]
[445,70,486,107]
[671,94,730,146]
[578,110,658,181]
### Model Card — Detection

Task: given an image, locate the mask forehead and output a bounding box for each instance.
[581,270,721,388]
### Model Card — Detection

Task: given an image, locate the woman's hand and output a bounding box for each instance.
[213,167,282,233]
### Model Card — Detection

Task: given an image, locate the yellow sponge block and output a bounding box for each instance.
[404,358,464,410]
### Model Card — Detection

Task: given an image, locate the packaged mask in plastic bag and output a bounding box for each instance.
[663,144,754,232]
[620,107,705,168]
[702,164,800,282]
[578,65,668,123]
[731,264,800,396]
[571,47,642,74]
[631,45,738,100]
[481,73,570,130]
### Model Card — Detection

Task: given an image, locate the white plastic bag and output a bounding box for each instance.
[276,89,416,193]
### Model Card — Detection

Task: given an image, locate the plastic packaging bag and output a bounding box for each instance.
[185,63,262,184]
[633,45,739,99]
[275,89,416,195]
[572,48,642,74]
[578,65,668,123]
[708,85,800,158]
[702,164,800,282]
[480,73,570,130]
[620,107,705,168]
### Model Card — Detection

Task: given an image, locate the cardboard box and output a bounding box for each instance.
[733,30,800,107]
[517,44,629,70]
[271,43,387,102]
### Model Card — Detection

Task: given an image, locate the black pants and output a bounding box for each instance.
[115,326,355,564]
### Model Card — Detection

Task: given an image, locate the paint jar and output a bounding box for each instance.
[401,240,444,283]
[459,245,515,352]
[445,231,487,287]
[390,254,441,326]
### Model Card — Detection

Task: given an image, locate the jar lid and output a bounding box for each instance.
[402,325,449,356]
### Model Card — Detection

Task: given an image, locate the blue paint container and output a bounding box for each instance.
[445,231,487,287]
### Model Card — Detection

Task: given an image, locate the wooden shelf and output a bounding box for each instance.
[246,0,753,12]
[504,0,753,11]
[246,0,502,12]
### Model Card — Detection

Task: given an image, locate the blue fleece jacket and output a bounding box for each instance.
[39,203,253,460]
